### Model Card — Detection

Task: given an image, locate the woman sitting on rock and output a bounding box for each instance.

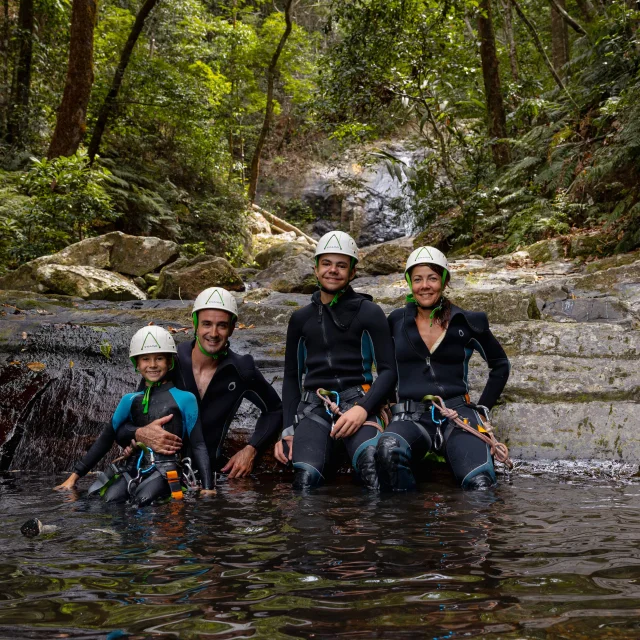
[376,246,511,491]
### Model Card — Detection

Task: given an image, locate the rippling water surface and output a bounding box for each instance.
[2,472,640,639]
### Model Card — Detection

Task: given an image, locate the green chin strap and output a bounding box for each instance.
[405,267,448,327]
[129,355,175,414]
[315,256,357,306]
[192,311,235,359]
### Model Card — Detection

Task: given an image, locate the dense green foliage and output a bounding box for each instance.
[1,0,639,274]
[322,0,640,255]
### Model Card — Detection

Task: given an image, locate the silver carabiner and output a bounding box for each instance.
[181,457,199,489]
[434,426,444,451]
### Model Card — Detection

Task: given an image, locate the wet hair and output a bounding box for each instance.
[408,263,451,327]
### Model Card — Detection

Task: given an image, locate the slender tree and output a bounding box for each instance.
[7,0,34,144]
[547,0,587,35]
[247,0,294,203]
[48,0,99,158]
[477,0,511,167]
[87,0,160,162]
[550,0,569,73]
[1,0,10,136]
[499,0,519,83]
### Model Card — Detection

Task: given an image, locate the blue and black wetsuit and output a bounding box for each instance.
[377,303,510,490]
[116,342,283,472]
[282,286,396,489]
[105,381,212,505]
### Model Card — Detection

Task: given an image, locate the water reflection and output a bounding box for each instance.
[1,473,640,638]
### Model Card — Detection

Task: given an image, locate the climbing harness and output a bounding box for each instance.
[315,388,391,433]
[422,394,513,469]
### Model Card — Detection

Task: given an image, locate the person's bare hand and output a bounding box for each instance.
[332,405,367,439]
[54,473,79,491]
[121,439,137,458]
[199,488,217,497]
[222,445,257,478]
[274,436,293,465]
[135,415,181,454]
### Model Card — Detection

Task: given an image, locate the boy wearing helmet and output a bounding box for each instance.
[275,231,397,490]
[56,326,214,503]
[377,246,510,491]
[116,288,282,478]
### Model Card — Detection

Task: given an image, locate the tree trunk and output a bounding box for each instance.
[7,0,33,144]
[1,0,10,137]
[48,0,98,158]
[500,0,519,82]
[247,0,294,203]
[550,0,569,74]
[547,0,587,35]
[476,0,511,167]
[87,0,160,162]
[512,0,575,104]
[574,0,595,21]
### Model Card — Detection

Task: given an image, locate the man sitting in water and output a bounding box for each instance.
[115,287,283,477]
[56,326,215,504]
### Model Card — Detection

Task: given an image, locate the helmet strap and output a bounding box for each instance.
[141,381,162,415]
[196,336,229,360]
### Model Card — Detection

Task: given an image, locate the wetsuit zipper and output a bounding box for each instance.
[318,302,342,390]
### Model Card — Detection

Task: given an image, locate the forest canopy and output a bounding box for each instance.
[1,0,639,273]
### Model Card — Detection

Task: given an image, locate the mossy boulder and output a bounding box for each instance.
[255,253,317,294]
[525,238,566,263]
[413,216,456,250]
[254,240,313,270]
[154,255,244,299]
[359,242,412,275]
[35,264,145,300]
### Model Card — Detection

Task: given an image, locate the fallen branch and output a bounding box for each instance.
[251,203,315,244]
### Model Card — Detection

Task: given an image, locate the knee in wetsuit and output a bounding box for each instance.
[354,445,379,491]
[376,434,416,492]
[292,463,323,490]
[460,449,497,491]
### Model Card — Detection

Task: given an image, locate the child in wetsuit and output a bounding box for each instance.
[55,326,214,504]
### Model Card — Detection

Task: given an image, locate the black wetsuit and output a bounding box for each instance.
[116,342,283,471]
[377,303,510,490]
[72,424,117,479]
[104,382,212,505]
[282,287,396,489]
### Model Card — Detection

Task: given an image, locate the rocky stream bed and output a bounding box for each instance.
[1,231,639,476]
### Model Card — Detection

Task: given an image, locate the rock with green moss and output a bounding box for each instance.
[359,240,412,275]
[413,216,456,250]
[35,264,146,300]
[525,238,566,263]
[255,253,317,294]
[254,241,313,270]
[154,255,244,299]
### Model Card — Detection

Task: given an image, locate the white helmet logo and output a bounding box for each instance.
[205,289,225,306]
[141,332,162,350]
[323,233,343,251]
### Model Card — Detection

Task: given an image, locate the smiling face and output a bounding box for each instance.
[196,309,235,355]
[314,253,355,293]
[136,353,171,385]
[410,264,446,308]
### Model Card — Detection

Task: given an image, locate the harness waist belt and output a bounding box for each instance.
[301,385,366,405]
[391,394,470,416]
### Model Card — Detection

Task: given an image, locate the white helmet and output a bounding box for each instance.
[129,326,177,359]
[315,231,359,263]
[192,287,238,327]
[405,246,450,285]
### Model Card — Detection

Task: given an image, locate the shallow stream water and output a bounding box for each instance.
[2,472,640,639]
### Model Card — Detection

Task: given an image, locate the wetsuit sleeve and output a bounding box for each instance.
[357,303,397,415]
[73,423,115,477]
[281,312,305,437]
[112,393,139,448]
[472,324,510,410]
[184,417,213,490]
[246,369,283,450]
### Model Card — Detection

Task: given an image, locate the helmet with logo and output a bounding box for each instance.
[314,231,359,264]
[129,326,177,366]
[404,246,449,287]
[192,287,238,329]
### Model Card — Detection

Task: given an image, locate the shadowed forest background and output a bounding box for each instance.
[1,0,639,274]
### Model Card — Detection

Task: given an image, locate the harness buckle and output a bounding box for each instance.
[166,469,183,500]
